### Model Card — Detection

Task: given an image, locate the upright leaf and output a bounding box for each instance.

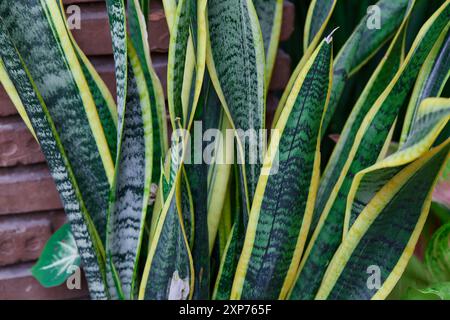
[106,41,154,299]
[231,39,333,300]
[311,7,413,239]
[207,0,266,216]
[320,0,413,133]
[273,0,336,129]
[253,0,283,86]
[0,19,108,298]
[1,0,115,242]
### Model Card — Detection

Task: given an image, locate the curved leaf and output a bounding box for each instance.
[345,97,450,232]
[290,2,450,300]
[401,29,450,145]
[316,141,450,300]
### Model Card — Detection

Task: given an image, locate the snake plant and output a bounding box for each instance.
[0,0,449,300]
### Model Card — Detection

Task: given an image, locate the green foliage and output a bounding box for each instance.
[0,0,448,300]
[31,224,81,288]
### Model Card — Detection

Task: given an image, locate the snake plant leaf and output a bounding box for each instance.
[179,166,195,249]
[212,167,245,300]
[401,29,450,146]
[207,114,233,252]
[106,42,154,299]
[205,80,234,253]
[105,0,128,133]
[304,0,337,51]
[139,141,195,300]
[167,0,192,127]
[207,0,266,215]
[316,140,450,300]
[274,0,412,131]
[140,0,149,25]
[32,224,81,288]
[162,0,177,32]
[425,222,450,282]
[0,22,108,299]
[1,0,115,244]
[320,0,414,133]
[0,61,36,140]
[230,40,333,300]
[253,0,283,86]
[105,0,168,299]
[184,75,233,299]
[167,0,207,130]
[128,0,169,179]
[290,2,450,300]
[272,0,336,129]
[149,155,173,245]
[57,0,118,161]
[140,196,194,300]
[216,187,233,258]
[311,11,411,240]
[345,97,450,232]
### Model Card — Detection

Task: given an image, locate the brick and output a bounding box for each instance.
[0,117,45,167]
[0,215,51,266]
[266,94,280,130]
[0,211,66,267]
[0,164,62,216]
[0,263,89,300]
[269,49,292,91]
[281,1,295,41]
[0,85,16,117]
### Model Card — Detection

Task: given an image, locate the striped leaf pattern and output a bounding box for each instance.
[321,0,413,133]
[253,0,283,87]
[4,0,449,301]
[207,0,266,211]
[104,0,165,299]
[0,0,115,244]
[304,0,336,50]
[0,17,108,298]
[231,40,333,300]
[316,141,450,300]
[311,7,413,240]
[290,2,450,300]
[139,138,195,300]
[272,0,336,129]
[345,98,450,231]
[401,29,450,145]
[105,0,127,132]
[106,43,153,299]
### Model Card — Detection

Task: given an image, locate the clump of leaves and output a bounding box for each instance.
[0,0,449,300]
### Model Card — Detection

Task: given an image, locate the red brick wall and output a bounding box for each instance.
[0,0,294,299]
